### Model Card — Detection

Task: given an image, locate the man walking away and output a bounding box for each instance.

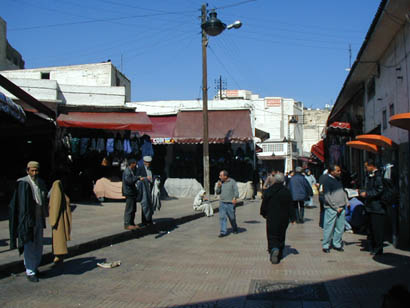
[288,166,313,223]
[216,170,239,237]
[260,173,292,264]
[322,164,348,253]
[359,159,385,255]
[9,161,48,282]
[122,158,139,230]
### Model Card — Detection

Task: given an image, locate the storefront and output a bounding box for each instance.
[0,76,56,207]
[148,109,255,193]
[55,109,153,201]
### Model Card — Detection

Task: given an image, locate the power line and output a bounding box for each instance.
[214,0,257,10]
[208,45,242,89]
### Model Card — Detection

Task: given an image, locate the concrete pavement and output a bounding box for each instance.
[1,198,410,307]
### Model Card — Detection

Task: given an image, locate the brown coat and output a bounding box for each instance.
[49,180,72,255]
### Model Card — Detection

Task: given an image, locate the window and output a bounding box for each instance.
[41,72,50,79]
[367,77,375,102]
[389,103,395,116]
[382,110,387,130]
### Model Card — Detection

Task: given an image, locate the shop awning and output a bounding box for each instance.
[389,113,410,131]
[57,112,152,131]
[310,139,324,162]
[255,128,270,142]
[356,134,395,148]
[143,115,177,144]
[0,91,26,123]
[346,140,378,153]
[173,110,253,144]
[328,121,351,131]
[257,154,286,161]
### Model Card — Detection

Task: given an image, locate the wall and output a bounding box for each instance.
[0,17,24,71]
[303,109,330,155]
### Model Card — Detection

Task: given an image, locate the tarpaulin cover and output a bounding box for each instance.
[389,113,410,131]
[57,112,152,131]
[310,139,324,162]
[356,134,395,148]
[173,110,253,144]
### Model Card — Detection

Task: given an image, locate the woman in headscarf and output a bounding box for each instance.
[49,180,72,263]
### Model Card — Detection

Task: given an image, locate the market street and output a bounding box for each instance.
[1,199,410,308]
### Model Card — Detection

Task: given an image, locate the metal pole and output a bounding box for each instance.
[201,4,210,200]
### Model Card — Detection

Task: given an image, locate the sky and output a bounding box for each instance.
[1,0,380,109]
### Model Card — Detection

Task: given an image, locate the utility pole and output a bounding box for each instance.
[201,4,210,200]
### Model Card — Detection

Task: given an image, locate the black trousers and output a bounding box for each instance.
[319,195,324,228]
[266,222,287,253]
[292,201,305,222]
[124,197,137,227]
[369,212,385,252]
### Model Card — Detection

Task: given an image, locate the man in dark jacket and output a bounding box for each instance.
[260,173,292,264]
[9,161,48,282]
[288,166,313,223]
[136,156,154,226]
[359,159,385,255]
[122,158,139,230]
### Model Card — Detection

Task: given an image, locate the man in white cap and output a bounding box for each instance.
[9,161,48,282]
[136,156,154,226]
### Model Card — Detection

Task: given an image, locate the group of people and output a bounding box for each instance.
[122,155,159,230]
[9,161,72,282]
[258,158,396,265]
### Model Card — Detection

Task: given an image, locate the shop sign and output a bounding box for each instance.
[265,98,282,108]
[152,137,175,144]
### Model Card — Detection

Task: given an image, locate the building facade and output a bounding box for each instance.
[327,0,410,247]
[0,62,130,106]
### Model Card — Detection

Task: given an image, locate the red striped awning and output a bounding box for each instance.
[310,139,324,162]
[329,121,351,130]
[57,112,152,131]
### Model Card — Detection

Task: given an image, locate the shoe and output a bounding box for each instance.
[232,228,238,234]
[124,225,138,231]
[322,248,330,253]
[370,249,383,256]
[270,248,280,264]
[27,275,39,283]
[218,233,227,238]
[345,230,354,234]
[333,246,344,252]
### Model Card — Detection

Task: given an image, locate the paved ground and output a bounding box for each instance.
[0,197,217,274]
[1,197,410,307]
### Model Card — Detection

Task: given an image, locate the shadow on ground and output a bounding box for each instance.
[155,252,410,308]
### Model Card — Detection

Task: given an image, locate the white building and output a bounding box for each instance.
[126,90,304,173]
[302,108,330,156]
[0,62,130,106]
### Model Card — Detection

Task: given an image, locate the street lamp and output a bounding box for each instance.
[287,115,298,173]
[201,4,241,200]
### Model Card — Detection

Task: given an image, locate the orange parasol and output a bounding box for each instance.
[346,140,379,153]
[355,134,395,148]
[389,113,410,131]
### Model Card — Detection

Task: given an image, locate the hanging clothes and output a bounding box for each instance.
[79,138,90,156]
[96,138,105,153]
[106,138,115,153]
[123,139,132,154]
